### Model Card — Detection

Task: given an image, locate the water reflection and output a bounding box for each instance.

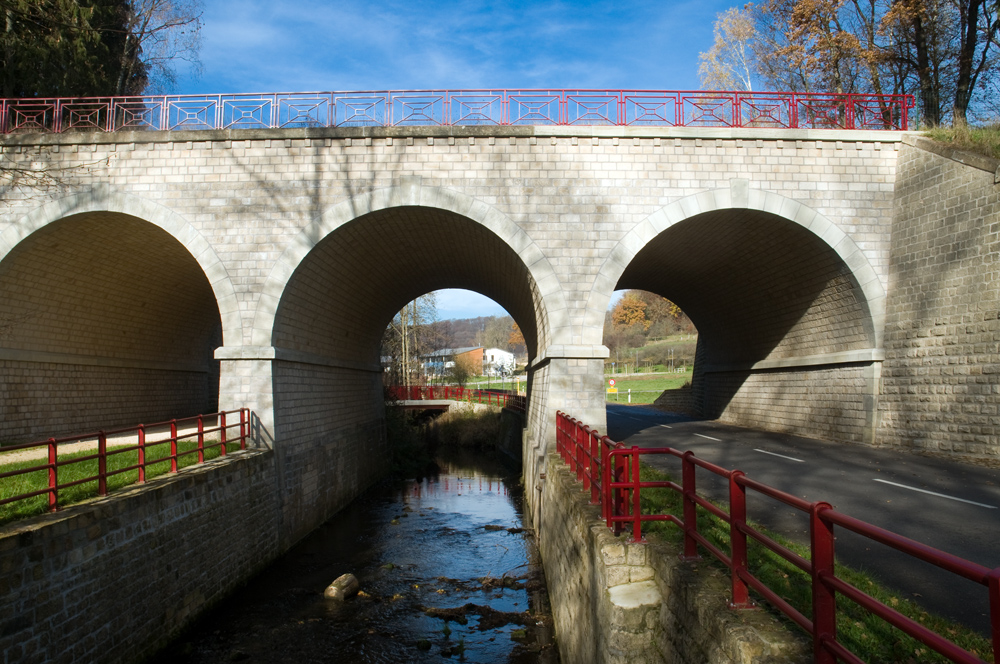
[152,451,558,663]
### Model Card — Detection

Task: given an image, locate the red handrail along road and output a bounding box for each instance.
[555,411,1000,664]
[0,409,251,515]
[386,385,526,414]
[0,89,915,134]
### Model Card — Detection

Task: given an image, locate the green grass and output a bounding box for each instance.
[605,368,693,404]
[924,124,1000,161]
[635,464,993,663]
[0,439,241,526]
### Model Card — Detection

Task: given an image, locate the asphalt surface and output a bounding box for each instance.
[605,403,1000,636]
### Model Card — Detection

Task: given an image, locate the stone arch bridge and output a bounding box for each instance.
[2,121,996,545]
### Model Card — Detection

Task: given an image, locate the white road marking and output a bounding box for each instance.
[660,424,672,429]
[873,479,997,509]
[627,416,644,422]
[694,433,720,441]
[754,449,805,463]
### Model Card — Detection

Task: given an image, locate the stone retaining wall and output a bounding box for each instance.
[538,452,808,664]
[653,386,694,416]
[878,138,1000,460]
[0,450,281,664]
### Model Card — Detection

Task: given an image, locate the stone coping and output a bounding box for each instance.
[904,135,1000,182]
[1,124,910,147]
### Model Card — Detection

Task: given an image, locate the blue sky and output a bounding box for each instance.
[177,0,735,319]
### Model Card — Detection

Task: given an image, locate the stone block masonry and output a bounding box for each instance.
[0,126,901,475]
[0,450,281,664]
[879,137,1000,462]
[538,452,808,664]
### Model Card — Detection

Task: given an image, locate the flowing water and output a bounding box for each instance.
[151,450,558,663]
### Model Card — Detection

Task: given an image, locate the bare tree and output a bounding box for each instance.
[383,293,438,388]
[114,0,203,94]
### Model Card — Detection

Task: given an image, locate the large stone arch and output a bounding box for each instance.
[591,180,886,445]
[0,188,238,439]
[224,181,567,545]
[0,186,242,344]
[587,180,885,347]
[248,180,568,354]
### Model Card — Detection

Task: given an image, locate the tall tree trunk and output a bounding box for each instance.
[912,10,942,126]
[3,9,13,98]
[952,0,982,126]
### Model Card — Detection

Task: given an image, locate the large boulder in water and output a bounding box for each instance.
[324,573,360,600]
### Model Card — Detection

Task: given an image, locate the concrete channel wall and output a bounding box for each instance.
[537,452,809,664]
[0,450,281,664]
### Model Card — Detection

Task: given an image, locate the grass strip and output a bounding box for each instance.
[924,125,1000,161]
[0,439,241,526]
[604,370,693,404]
[636,464,992,663]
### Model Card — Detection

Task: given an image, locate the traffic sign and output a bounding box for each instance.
[608,379,616,386]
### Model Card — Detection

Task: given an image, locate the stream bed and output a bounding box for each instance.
[151,450,558,663]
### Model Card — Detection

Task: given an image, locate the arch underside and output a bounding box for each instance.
[618,209,877,441]
[0,212,222,440]
[268,205,543,538]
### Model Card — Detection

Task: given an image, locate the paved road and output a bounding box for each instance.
[605,403,1000,636]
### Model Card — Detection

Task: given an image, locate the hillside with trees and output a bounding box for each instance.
[605,290,697,372]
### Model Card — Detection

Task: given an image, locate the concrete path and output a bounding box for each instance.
[606,403,1000,637]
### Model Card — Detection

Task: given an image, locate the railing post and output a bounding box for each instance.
[988,567,1000,664]
[580,426,591,490]
[219,411,227,456]
[240,409,247,450]
[729,470,752,608]
[170,419,178,472]
[589,430,600,505]
[602,438,612,526]
[630,446,643,542]
[98,431,107,496]
[613,443,627,536]
[48,438,58,512]
[137,424,146,484]
[681,451,700,560]
[197,414,205,463]
[811,502,837,664]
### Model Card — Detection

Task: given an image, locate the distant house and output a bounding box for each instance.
[483,348,515,376]
[421,346,484,377]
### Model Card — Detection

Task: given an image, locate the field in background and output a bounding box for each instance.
[604,368,693,404]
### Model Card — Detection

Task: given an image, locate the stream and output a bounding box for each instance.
[150,449,558,663]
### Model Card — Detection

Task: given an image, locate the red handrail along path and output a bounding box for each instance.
[555,411,1000,664]
[0,409,251,514]
[0,89,914,134]
[387,385,526,414]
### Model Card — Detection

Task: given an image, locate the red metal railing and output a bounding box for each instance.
[0,410,250,513]
[387,385,526,413]
[556,411,1000,664]
[0,89,915,134]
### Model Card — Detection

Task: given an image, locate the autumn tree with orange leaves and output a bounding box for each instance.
[699,0,1000,127]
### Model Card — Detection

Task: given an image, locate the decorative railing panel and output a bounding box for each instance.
[0,89,915,134]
